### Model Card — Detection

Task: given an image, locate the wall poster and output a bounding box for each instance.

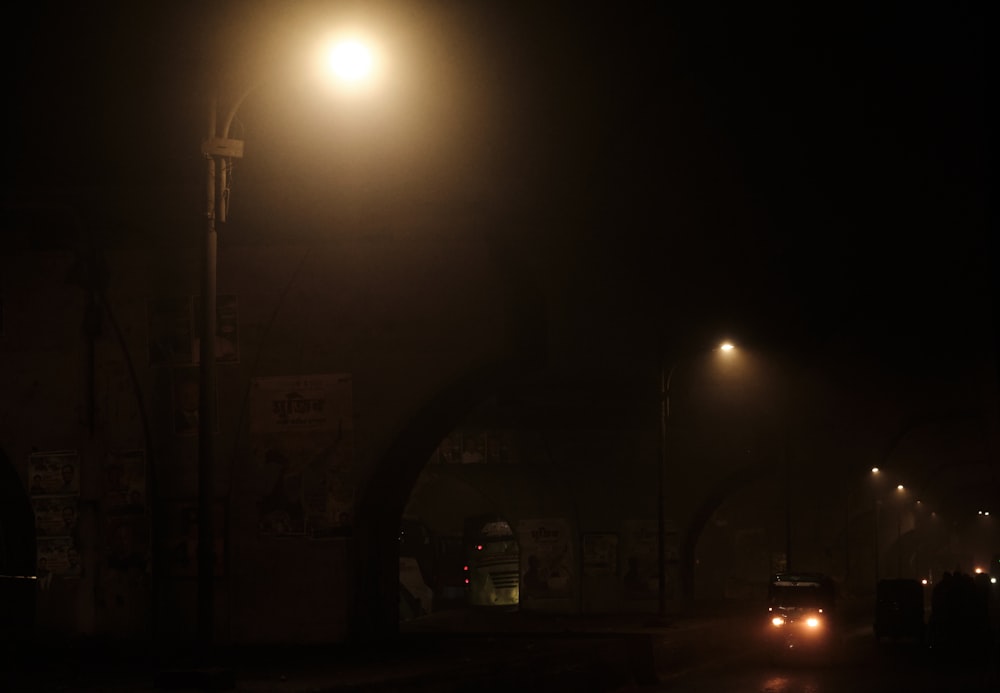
[249,374,354,538]
[103,449,147,515]
[582,532,619,577]
[28,450,81,579]
[517,518,574,598]
[171,366,219,437]
[193,293,240,364]
[621,519,659,599]
[433,428,516,464]
[28,450,80,496]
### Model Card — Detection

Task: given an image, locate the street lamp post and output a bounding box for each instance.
[845,467,883,594]
[195,38,376,648]
[872,467,882,585]
[656,342,734,621]
[872,473,911,583]
[198,89,248,648]
[197,96,219,648]
[895,484,905,577]
[656,356,674,622]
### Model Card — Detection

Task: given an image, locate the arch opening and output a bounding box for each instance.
[351,359,530,640]
[0,447,37,640]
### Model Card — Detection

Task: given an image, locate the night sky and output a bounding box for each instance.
[4,2,991,422]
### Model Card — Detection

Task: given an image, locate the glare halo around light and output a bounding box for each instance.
[315,32,382,92]
[327,39,374,82]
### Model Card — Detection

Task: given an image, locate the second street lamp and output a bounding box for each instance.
[656,341,735,622]
[196,37,377,647]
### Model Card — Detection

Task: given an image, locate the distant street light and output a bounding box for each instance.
[197,33,377,648]
[872,467,883,584]
[895,484,906,576]
[845,467,882,594]
[873,473,911,581]
[656,341,736,622]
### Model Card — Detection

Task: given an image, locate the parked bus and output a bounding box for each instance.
[464,515,519,608]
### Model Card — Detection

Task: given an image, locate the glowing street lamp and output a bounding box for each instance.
[656,341,736,622]
[197,32,379,647]
[895,483,907,576]
[872,467,885,583]
[845,467,885,593]
[325,39,375,82]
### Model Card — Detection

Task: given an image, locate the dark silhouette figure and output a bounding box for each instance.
[929,569,990,665]
[523,554,546,594]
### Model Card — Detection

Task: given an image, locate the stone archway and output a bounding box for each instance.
[0,447,37,639]
[350,358,532,641]
[679,459,781,609]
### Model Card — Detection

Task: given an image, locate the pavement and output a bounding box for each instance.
[0,607,748,693]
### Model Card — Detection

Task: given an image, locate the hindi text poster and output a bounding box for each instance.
[250,375,354,537]
[517,518,574,599]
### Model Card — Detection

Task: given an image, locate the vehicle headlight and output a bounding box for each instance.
[806,616,821,628]
[771,616,785,627]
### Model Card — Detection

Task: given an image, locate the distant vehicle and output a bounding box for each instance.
[464,516,519,608]
[874,578,925,643]
[765,572,840,661]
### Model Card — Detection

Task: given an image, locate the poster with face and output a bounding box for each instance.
[193,293,240,364]
[37,537,81,577]
[103,450,146,515]
[32,496,78,537]
[28,450,80,496]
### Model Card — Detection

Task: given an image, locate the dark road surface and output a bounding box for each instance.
[647,619,999,693]
[3,604,997,692]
